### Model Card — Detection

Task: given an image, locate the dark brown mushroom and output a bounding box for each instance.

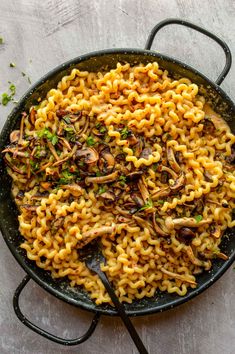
[126,171,143,182]
[166,146,181,173]
[98,146,115,173]
[131,193,144,208]
[99,191,116,202]
[178,227,196,243]
[169,172,185,191]
[77,224,117,249]
[76,147,99,165]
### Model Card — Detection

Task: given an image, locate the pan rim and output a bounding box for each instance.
[0,47,235,316]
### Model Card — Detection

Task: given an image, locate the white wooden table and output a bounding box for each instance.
[0,1,234,353]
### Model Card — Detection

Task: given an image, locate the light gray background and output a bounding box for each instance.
[0,1,234,353]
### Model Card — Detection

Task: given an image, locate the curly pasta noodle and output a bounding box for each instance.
[3,62,235,305]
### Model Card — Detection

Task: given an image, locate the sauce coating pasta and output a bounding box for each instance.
[2,62,235,305]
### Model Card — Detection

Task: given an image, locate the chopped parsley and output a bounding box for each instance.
[9,62,16,68]
[194,215,203,223]
[139,199,153,211]
[64,126,76,142]
[86,136,95,146]
[9,83,16,95]
[30,160,39,170]
[98,186,106,194]
[58,170,74,184]
[96,171,102,177]
[120,127,131,139]
[157,200,165,205]
[0,36,3,44]
[37,128,58,145]
[1,93,12,106]
[119,175,126,186]
[62,115,71,124]
[21,72,26,77]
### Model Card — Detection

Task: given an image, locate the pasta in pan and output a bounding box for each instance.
[2,62,235,305]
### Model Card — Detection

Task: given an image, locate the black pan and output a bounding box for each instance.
[0,19,235,346]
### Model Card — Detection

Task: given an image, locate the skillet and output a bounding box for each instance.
[0,18,234,346]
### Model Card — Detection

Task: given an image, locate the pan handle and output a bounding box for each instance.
[145,18,232,85]
[13,275,101,346]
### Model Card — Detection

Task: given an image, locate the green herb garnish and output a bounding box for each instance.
[1,93,12,106]
[139,199,153,211]
[62,115,71,124]
[194,215,203,223]
[30,160,39,170]
[98,186,106,194]
[9,83,16,95]
[86,136,95,146]
[9,62,16,68]
[21,72,26,77]
[119,175,126,186]
[96,171,102,177]
[58,170,74,184]
[0,37,3,44]
[38,128,58,145]
[157,200,165,205]
[120,127,131,139]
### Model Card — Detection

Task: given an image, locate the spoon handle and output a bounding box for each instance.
[97,270,149,354]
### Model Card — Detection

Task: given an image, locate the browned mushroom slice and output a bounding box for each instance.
[137,176,149,203]
[204,104,230,131]
[20,204,38,212]
[151,187,171,201]
[135,136,145,158]
[30,108,36,125]
[210,225,222,239]
[126,171,143,182]
[1,148,28,158]
[178,227,195,239]
[115,206,131,217]
[4,156,26,175]
[99,191,116,202]
[40,181,53,190]
[165,216,211,230]
[76,147,99,165]
[77,225,117,249]
[160,166,178,179]
[152,212,168,236]
[78,115,90,135]
[160,267,197,285]
[166,146,180,173]
[58,137,72,151]
[98,146,115,173]
[10,130,21,144]
[169,172,185,191]
[132,215,155,236]
[216,252,228,260]
[186,246,211,269]
[126,132,138,146]
[140,147,152,160]
[131,193,144,208]
[85,171,118,185]
[59,184,83,195]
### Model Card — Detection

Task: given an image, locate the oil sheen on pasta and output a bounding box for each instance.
[3,62,235,305]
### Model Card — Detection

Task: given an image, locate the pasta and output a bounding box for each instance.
[2,62,235,305]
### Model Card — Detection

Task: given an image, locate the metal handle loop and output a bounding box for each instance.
[13,275,101,346]
[145,18,232,85]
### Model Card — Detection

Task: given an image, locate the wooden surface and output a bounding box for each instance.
[0,0,235,353]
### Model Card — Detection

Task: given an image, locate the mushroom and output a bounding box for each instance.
[132,215,155,236]
[126,171,143,182]
[169,172,185,191]
[186,246,211,269]
[140,147,152,160]
[165,216,211,230]
[135,136,145,157]
[137,176,149,203]
[59,184,83,196]
[10,130,20,144]
[85,171,118,185]
[203,104,229,131]
[3,156,26,175]
[161,166,178,180]
[76,147,99,165]
[152,212,168,237]
[210,225,222,239]
[30,108,36,125]
[166,146,180,173]
[151,187,171,201]
[98,146,115,173]
[160,267,197,285]
[40,181,53,190]
[131,193,144,208]
[77,224,117,249]
[99,191,116,202]
[126,132,138,146]
[20,204,38,212]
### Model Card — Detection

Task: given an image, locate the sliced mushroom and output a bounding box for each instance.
[135,136,145,158]
[160,166,178,180]
[210,226,222,239]
[132,215,155,236]
[151,187,171,201]
[59,184,83,195]
[99,191,116,202]
[10,130,20,144]
[126,171,143,182]
[160,267,197,285]
[140,147,152,160]
[152,212,168,237]
[77,224,117,249]
[98,146,115,173]
[186,246,211,269]
[76,148,99,165]
[85,171,118,185]
[126,132,138,146]
[131,193,144,208]
[30,108,36,125]
[137,176,149,203]
[165,216,211,230]
[4,156,26,175]
[169,172,185,191]
[166,146,180,173]
[20,204,38,212]
[204,104,230,131]
[216,252,228,260]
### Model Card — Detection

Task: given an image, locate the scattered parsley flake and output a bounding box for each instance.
[1,93,12,106]
[0,36,3,44]
[86,136,95,146]
[98,186,106,194]
[37,128,58,145]
[119,175,126,186]
[120,127,131,139]
[194,215,203,223]
[139,199,153,211]
[21,72,26,77]
[27,76,31,84]
[9,62,16,68]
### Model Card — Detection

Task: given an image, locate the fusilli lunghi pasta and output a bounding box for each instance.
[2,62,235,305]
